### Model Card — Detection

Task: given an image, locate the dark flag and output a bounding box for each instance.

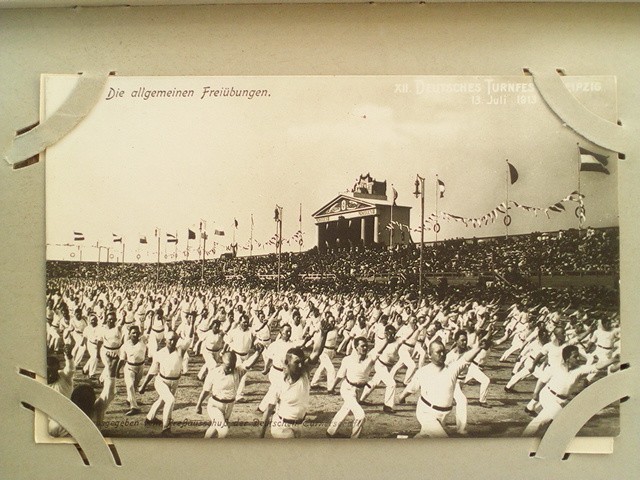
[139,236,147,244]
[437,178,445,198]
[507,160,519,184]
[234,218,238,228]
[579,146,610,174]
[392,187,398,206]
[112,234,122,243]
[167,233,178,244]
[188,229,196,240]
[73,231,85,241]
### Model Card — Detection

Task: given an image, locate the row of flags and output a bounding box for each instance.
[70,228,306,249]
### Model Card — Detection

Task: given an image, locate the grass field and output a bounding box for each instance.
[65,339,619,440]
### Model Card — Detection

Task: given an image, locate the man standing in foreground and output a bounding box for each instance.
[139,325,194,436]
[326,336,389,438]
[260,319,331,438]
[522,344,619,437]
[398,329,492,437]
[194,346,263,438]
[116,325,147,416]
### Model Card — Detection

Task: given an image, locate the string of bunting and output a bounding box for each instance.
[387,191,586,232]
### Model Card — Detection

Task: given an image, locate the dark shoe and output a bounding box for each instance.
[524,407,536,417]
[125,408,140,416]
[504,386,516,393]
[383,406,395,414]
[478,402,490,408]
[144,417,161,426]
[161,427,172,437]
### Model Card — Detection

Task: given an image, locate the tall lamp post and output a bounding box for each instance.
[413,174,425,303]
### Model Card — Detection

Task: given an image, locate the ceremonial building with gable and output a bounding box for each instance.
[312,174,411,253]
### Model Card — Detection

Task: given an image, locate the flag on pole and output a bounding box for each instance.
[507,161,519,184]
[188,229,196,240]
[166,233,178,244]
[392,187,398,206]
[437,178,445,198]
[139,236,147,244]
[299,203,302,223]
[251,214,254,226]
[234,218,238,228]
[112,234,122,243]
[214,230,225,236]
[201,231,208,240]
[73,231,85,241]
[579,146,610,174]
[274,206,281,222]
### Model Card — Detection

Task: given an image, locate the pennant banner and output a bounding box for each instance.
[406,191,587,232]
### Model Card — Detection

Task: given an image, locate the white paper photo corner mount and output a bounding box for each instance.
[2,71,112,170]
[532,365,631,461]
[17,368,121,469]
[525,66,632,461]
[525,67,631,155]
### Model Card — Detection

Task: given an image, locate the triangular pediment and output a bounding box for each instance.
[312,195,377,218]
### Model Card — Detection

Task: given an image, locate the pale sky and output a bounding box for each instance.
[44,75,618,262]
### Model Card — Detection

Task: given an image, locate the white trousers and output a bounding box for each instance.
[452,381,468,434]
[390,345,417,385]
[311,350,336,389]
[464,363,490,403]
[123,364,144,409]
[361,361,396,408]
[83,342,100,377]
[147,376,180,429]
[415,399,450,438]
[523,388,564,437]
[327,382,366,438]
[204,398,234,438]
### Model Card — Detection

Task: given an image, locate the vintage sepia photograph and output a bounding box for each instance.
[43,74,620,439]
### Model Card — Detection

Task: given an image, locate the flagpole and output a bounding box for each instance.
[277,207,283,293]
[435,175,439,246]
[96,242,100,276]
[274,205,283,293]
[250,214,254,257]
[414,175,425,303]
[505,160,510,239]
[122,242,125,265]
[156,229,160,286]
[78,245,82,262]
[577,143,582,233]
[299,203,302,254]
[202,231,206,282]
[390,186,394,249]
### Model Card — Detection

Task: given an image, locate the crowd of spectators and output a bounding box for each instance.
[47,227,619,310]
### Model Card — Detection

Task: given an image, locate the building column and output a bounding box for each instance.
[373,215,379,244]
[317,223,322,253]
[360,217,366,245]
